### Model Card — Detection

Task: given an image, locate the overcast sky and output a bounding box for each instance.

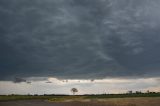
[0,0,160,94]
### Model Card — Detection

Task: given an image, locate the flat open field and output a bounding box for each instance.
[0,97,160,106]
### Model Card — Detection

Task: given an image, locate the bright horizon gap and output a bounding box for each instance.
[0,77,159,95]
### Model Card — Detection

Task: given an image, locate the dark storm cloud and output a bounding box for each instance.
[0,0,160,80]
[13,77,26,83]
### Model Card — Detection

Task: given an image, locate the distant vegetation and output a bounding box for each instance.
[0,92,160,102]
[71,88,78,95]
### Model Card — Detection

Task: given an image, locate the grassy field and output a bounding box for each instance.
[58,97,160,106]
[0,97,160,106]
[0,94,160,106]
[0,93,160,102]
[0,95,64,101]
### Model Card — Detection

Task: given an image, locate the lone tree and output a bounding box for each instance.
[71,88,78,95]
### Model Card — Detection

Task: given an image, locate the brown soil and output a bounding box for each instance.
[0,97,160,106]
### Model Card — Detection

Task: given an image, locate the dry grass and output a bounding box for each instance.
[51,97,160,106]
[0,95,160,106]
[0,97,160,106]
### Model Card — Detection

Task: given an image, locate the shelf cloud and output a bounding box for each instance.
[1,0,160,80]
